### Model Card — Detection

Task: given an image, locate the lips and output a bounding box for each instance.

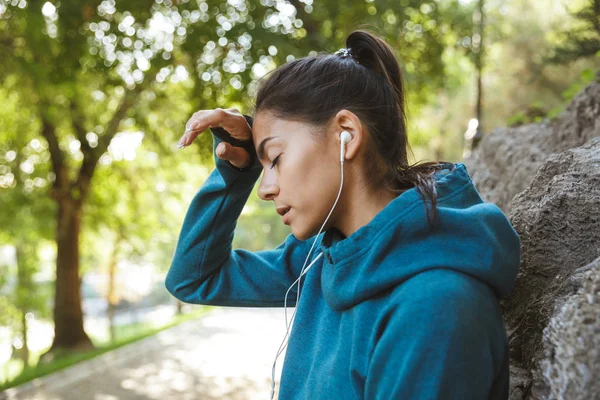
[276,206,291,217]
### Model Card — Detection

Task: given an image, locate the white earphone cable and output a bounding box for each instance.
[269,142,347,400]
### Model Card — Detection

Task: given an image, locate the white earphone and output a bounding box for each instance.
[340,130,351,162]
[269,130,351,400]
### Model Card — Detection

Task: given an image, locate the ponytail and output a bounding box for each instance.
[347,29,447,226]
[346,30,406,121]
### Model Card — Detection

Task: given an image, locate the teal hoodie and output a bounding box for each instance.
[166,123,521,399]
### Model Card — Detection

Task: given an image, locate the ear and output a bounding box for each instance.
[333,109,363,161]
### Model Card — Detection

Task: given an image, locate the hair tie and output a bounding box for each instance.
[334,47,359,64]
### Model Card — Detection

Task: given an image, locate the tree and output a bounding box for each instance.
[1,0,196,355]
[548,0,600,63]
[0,84,54,367]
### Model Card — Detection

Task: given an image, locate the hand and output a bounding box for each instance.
[178,108,253,169]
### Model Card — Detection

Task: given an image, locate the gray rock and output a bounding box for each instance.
[464,81,600,400]
[509,364,534,400]
[535,256,600,400]
[465,82,600,215]
[502,138,600,399]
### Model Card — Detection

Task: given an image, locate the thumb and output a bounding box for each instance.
[216,142,251,169]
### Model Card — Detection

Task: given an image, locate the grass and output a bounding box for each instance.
[0,307,210,391]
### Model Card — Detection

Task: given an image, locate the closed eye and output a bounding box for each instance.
[270,154,281,169]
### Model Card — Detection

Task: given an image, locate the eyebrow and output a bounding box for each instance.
[257,136,278,160]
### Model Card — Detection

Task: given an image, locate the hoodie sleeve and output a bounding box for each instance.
[364,270,507,400]
[165,119,313,307]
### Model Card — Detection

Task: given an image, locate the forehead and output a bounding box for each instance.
[252,111,323,158]
[252,111,296,140]
[252,111,312,140]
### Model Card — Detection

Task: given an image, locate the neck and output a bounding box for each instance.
[334,176,397,239]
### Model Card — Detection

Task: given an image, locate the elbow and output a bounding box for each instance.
[164,275,178,300]
[164,262,213,304]
[164,254,224,305]
[164,267,189,303]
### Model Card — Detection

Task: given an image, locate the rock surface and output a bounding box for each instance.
[465,82,600,215]
[503,138,600,398]
[466,82,600,400]
[537,256,600,400]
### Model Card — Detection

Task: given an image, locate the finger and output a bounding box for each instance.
[186,109,226,133]
[217,109,252,140]
[179,117,214,147]
[180,129,200,147]
[177,131,202,149]
[185,109,250,141]
[216,142,251,169]
[180,109,227,147]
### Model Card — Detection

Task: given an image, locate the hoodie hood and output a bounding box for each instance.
[318,162,521,311]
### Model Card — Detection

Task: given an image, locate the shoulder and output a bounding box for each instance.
[393,268,488,298]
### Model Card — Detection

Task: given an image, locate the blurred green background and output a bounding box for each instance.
[0,0,597,390]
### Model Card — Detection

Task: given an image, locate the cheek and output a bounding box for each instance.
[289,154,335,201]
[292,153,326,183]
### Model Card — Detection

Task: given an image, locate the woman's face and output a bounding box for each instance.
[252,111,343,241]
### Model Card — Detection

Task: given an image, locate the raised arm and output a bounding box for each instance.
[166,113,318,307]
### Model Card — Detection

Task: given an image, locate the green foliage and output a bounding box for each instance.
[547,0,600,64]
[0,296,20,327]
[506,111,528,127]
[507,100,548,127]
[547,64,599,119]
[561,67,598,100]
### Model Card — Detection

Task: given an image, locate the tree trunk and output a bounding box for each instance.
[20,312,30,368]
[47,198,93,354]
[37,82,141,359]
[14,242,33,369]
[472,0,485,150]
[107,236,121,343]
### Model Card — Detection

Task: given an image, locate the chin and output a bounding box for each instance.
[291,223,323,242]
[291,228,309,241]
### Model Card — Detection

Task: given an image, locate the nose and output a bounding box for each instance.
[258,170,279,201]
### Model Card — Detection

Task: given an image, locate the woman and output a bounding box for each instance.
[166,29,521,400]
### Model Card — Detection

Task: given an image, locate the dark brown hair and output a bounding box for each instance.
[252,29,450,225]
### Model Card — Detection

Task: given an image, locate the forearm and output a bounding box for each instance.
[166,129,311,307]
[166,131,262,302]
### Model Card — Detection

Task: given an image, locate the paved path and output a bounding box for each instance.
[2,307,292,400]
